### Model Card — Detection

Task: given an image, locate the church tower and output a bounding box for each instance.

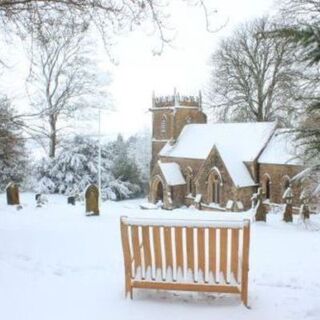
[150,90,207,172]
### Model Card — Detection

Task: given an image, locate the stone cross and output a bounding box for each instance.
[85,185,99,215]
[282,186,293,222]
[255,187,267,222]
[6,182,20,205]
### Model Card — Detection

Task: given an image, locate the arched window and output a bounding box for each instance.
[161,115,167,135]
[208,167,223,204]
[212,175,220,203]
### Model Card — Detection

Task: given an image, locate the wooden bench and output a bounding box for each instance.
[120,216,251,307]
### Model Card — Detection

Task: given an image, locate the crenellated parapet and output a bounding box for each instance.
[152,91,202,109]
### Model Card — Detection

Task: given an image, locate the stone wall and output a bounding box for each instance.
[160,156,205,186]
[236,186,257,209]
[173,108,207,140]
[258,163,303,206]
[171,185,186,207]
[194,147,237,208]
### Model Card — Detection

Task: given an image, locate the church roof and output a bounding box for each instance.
[258,129,302,165]
[160,121,277,187]
[159,161,186,186]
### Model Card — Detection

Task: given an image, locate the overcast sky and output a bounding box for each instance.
[0,0,276,140]
[100,0,276,138]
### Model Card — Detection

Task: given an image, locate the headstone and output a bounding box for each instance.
[282,186,293,222]
[67,196,76,205]
[85,185,99,215]
[6,182,20,205]
[251,192,258,208]
[226,200,234,211]
[299,190,310,221]
[255,187,267,222]
[194,194,202,210]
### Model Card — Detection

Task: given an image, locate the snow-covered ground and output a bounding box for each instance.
[0,193,320,320]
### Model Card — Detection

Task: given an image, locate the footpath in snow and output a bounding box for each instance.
[0,193,319,320]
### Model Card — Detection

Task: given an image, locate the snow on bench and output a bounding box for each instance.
[120,216,251,307]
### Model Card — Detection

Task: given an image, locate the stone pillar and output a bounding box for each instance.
[6,182,20,205]
[85,185,99,215]
[282,186,293,222]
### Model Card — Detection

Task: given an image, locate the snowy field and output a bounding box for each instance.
[0,193,320,320]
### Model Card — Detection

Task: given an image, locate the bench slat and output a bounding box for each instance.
[197,228,205,275]
[142,226,152,270]
[209,228,216,276]
[153,226,162,271]
[220,228,228,283]
[175,227,183,271]
[132,226,142,276]
[164,227,173,271]
[186,227,194,272]
[231,228,239,283]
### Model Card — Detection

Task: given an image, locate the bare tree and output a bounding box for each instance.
[0,0,218,55]
[26,16,107,158]
[206,17,300,125]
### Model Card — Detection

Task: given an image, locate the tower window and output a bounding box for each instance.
[161,115,167,135]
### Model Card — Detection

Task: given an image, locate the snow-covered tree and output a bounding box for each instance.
[34,135,142,200]
[127,129,151,192]
[0,96,27,189]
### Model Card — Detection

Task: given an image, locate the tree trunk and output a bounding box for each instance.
[49,116,57,158]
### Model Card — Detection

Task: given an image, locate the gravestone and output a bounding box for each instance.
[255,187,267,222]
[299,190,310,221]
[6,182,20,205]
[67,196,76,205]
[282,186,293,222]
[85,185,99,215]
[35,194,47,208]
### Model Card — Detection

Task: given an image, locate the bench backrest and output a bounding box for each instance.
[120,217,250,285]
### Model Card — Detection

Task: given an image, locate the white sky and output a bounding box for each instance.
[100,0,275,138]
[0,0,276,140]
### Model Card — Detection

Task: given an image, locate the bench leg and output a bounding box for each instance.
[241,290,249,308]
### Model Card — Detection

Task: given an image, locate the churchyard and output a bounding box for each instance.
[0,191,320,320]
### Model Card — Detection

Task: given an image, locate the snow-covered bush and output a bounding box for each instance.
[33,135,142,200]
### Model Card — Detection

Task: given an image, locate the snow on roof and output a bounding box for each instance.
[159,162,186,186]
[258,129,302,165]
[160,122,276,187]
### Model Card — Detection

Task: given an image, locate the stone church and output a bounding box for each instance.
[149,92,304,211]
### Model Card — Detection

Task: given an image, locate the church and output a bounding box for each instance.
[149,92,304,211]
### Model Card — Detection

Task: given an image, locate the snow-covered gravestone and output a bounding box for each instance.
[282,186,293,223]
[255,187,267,222]
[6,182,20,205]
[85,185,99,215]
[299,190,310,221]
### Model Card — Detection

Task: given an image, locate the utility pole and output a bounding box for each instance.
[98,108,102,209]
